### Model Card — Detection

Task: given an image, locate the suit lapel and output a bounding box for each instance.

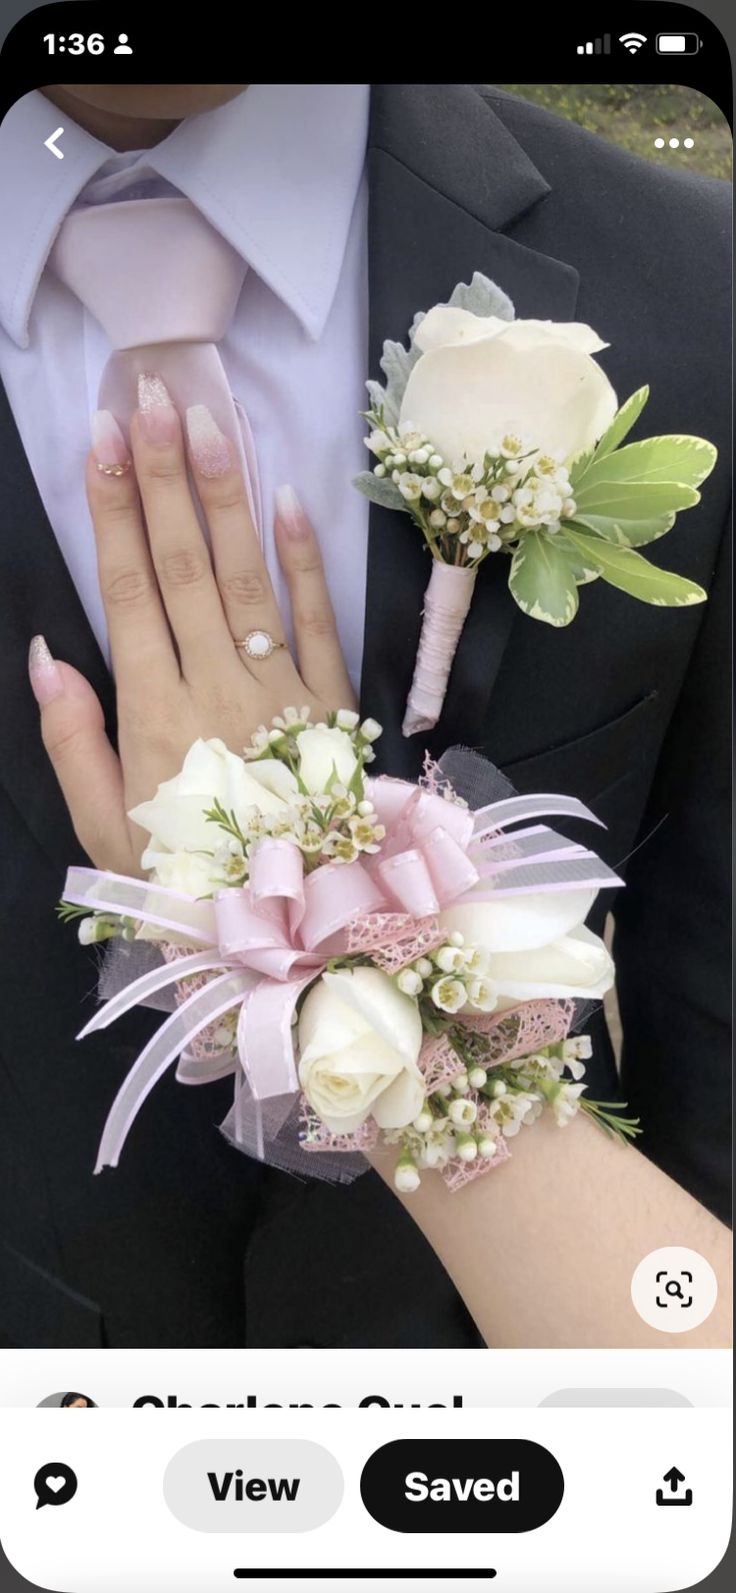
[361,85,580,777]
[0,379,112,872]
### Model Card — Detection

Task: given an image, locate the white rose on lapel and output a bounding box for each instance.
[298,967,425,1133]
[401,310,618,467]
[355,271,715,737]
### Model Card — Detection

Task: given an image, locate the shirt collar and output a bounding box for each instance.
[0,84,370,348]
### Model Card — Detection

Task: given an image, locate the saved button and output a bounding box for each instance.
[361,1440,563,1532]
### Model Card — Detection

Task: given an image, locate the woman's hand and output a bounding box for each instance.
[29,379,355,875]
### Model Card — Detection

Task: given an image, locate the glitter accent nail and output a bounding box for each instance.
[137,373,172,412]
[185,405,231,478]
[28,635,64,705]
[91,410,131,476]
[137,373,178,445]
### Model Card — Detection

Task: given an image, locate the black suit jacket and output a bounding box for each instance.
[0,85,730,1349]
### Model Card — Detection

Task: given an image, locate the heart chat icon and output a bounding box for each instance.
[34,1462,78,1509]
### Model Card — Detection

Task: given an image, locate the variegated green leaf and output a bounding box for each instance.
[509,532,580,626]
[577,434,717,493]
[556,532,604,583]
[570,386,650,484]
[352,471,405,511]
[573,479,700,516]
[563,528,707,607]
[570,510,676,547]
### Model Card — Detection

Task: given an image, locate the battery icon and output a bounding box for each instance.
[656,33,701,53]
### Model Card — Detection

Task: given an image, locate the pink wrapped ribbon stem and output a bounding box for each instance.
[402,561,477,738]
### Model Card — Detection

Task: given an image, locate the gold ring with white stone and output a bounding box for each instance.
[235,630,288,661]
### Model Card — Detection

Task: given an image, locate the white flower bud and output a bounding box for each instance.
[478,1135,498,1158]
[394,1158,421,1193]
[499,505,517,524]
[448,1097,478,1127]
[421,476,442,501]
[468,1066,488,1089]
[429,454,444,470]
[373,463,386,478]
[456,1135,478,1163]
[452,1071,469,1094]
[397,968,424,997]
[336,709,360,730]
[490,1079,507,1098]
[359,718,382,742]
[415,957,434,978]
[435,944,466,974]
[413,1108,434,1133]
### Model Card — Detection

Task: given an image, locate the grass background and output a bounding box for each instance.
[496,85,732,180]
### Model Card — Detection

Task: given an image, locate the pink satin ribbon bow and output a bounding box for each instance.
[63,776,620,1172]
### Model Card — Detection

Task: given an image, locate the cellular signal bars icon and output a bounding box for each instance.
[577,35,611,54]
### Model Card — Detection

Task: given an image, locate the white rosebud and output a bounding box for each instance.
[336,709,360,730]
[468,1066,488,1089]
[448,1097,478,1127]
[397,968,424,997]
[359,718,382,742]
[395,1158,421,1193]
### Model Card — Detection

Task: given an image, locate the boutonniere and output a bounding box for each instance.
[354,274,717,736]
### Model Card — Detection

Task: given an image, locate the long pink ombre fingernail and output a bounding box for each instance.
[185,405,231,478]
[275,484,310,538]
[29,635,64,705]
[91,410,131,476]
[137,373,178,445]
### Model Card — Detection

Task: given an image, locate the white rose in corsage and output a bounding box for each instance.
[354,273,717,736]
[60,710,641,1191]
[298,967,425,1133]
[440,887,614,1006]
[130,736,297,868]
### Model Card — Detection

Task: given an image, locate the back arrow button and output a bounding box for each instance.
[44,127,65,160]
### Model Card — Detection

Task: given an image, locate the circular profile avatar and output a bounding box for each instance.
[37,1391,98,1408]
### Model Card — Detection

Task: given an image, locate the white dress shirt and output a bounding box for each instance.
[0,85,371,689]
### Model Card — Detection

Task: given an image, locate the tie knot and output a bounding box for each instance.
[50,196,247,350]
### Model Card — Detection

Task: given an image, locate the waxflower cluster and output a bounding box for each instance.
[364,413,577,566]
[386,1032,640,1193]
[394,931,497,1016]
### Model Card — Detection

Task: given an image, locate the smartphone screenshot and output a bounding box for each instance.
[0,6,732,1590]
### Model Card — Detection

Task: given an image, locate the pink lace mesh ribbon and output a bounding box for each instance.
[79,745,613,1185]
[402,562,477,737]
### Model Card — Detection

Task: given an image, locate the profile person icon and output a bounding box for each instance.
[60,1392,97,1408]
[113,34,133,54]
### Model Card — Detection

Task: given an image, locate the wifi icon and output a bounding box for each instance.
[619,32,648,52]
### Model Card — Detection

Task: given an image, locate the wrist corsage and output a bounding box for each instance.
[60,711,640,1193]
[354,274,717,736]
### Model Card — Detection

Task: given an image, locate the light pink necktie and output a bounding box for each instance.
[49,195,261,528]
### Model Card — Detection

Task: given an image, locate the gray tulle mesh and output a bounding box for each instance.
[437,745,517,808]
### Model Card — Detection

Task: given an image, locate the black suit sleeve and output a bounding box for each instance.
[613,512,731,1224]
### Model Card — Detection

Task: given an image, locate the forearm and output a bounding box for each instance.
[369,1115,731,1348]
